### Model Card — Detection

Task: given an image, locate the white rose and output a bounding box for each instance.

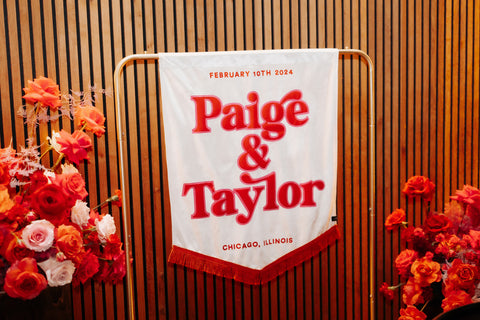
[71,200,90,228]
[22,219,55,252]
[95,214,116,243]
[38,257,76,287]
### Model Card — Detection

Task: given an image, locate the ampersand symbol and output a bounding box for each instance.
[237,134,271,171]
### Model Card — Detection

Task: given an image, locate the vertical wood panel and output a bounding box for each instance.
[1,1,479,319]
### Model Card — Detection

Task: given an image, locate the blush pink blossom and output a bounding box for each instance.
[21,219,55,252]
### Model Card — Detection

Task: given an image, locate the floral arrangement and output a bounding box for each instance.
[381,176,480,319]
[0,77,126,300]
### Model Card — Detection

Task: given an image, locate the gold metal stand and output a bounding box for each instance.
[114,49,375,320]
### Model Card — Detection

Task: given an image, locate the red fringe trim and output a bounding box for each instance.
[168,225,340,285]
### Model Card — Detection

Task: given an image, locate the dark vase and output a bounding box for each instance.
[0,285,72,320]
[422,282,445,320]
[433,302,480,320]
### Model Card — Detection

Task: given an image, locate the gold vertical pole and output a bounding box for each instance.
[114,53,160,320]
[114,49,375,320]
[338,49,376,320]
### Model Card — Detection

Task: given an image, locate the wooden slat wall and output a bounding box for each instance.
[1,1,479,319]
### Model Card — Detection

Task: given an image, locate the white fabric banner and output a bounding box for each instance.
[159,49,339,284]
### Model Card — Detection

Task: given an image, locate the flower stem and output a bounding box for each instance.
[39,146,54,160]
[420,300,430,312]
[51,153,65,171]
[93,195,119,211]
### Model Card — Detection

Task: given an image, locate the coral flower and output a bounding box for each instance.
[56,129,92,165]
[22,76,62,110]
[75,105,106,137]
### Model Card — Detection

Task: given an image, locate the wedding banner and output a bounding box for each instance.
[159,49,340,284]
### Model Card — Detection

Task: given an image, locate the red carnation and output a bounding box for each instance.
[73,252,100,286]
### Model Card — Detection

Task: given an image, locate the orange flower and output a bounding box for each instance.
[22,76,62,110]
[0,185,14,213]
[75,105,105,137]
[441,290,472,312]
[402,278,424,306]
[56,129,92,165]
[385,208,406,231]
[3,257,47,300]
[56,225,86,263]
[444,259,479,295]
[410,255,441,287]
[402,176,436,202]
[398,306,427,320]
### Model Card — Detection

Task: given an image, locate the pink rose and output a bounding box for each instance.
[21,219,55,252]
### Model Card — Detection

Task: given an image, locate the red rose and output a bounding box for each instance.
[398,306,427,320]
[22,76,62,110]
[444,259,479,295]
[56,129,92,165]
[441,290,472,312]
[75,105,105,137]
[402,176,436,202]
[395,249,418,278]
[385,208,406,231]
[73,252,100,286]
[3,257,47,300]
[423,214,451,234]
[30,184,71,225]
[54,172,88,201]
[56,225,85,263]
